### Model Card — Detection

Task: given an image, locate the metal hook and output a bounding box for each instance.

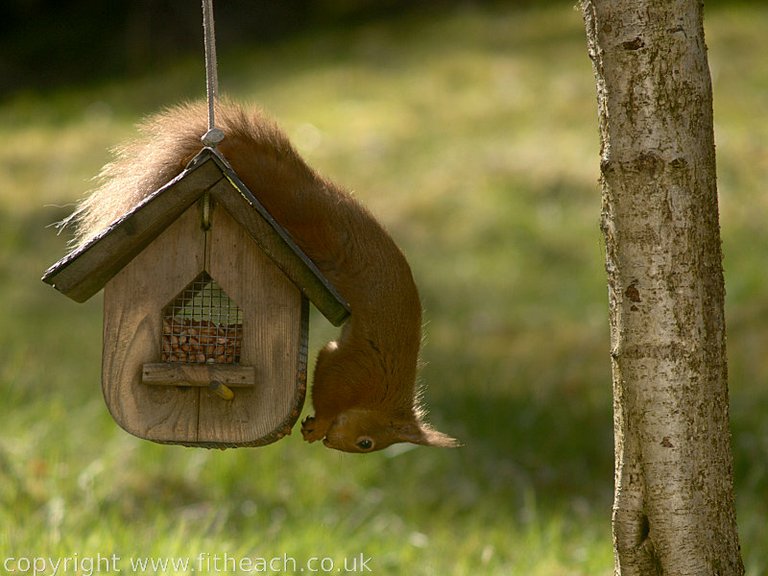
[202,191,211,230]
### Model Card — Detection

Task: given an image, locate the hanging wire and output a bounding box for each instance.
[201,0,225,147]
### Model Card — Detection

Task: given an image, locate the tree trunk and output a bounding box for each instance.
[581,1,744,574]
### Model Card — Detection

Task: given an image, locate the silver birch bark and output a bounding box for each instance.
[581,1,744,574]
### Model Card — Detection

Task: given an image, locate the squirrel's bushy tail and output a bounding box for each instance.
[65,99,284,246]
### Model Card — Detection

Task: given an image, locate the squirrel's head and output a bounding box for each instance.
[321,408,460,453]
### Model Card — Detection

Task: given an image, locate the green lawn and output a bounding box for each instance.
[1,3,766,574]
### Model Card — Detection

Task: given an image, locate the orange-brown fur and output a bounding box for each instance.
[70,99,458,453]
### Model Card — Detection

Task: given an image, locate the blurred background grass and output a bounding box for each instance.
[0,2,766,574]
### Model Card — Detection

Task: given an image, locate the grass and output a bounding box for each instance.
[1,2,766,574]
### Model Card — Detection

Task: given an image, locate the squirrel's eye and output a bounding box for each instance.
[356,437,375,451]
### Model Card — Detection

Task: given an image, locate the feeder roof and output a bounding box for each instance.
[42,147,350,327]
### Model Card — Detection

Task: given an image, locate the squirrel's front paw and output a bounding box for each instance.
[301,416,328,443]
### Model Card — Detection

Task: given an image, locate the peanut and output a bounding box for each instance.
[162,316,242,364]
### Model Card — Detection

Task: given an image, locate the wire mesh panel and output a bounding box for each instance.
[162,272,243,364]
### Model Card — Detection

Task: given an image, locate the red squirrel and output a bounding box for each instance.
[70,99,458,453]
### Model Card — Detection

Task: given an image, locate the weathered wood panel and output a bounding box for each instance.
[200,204,306,445]
[102,202,205,443]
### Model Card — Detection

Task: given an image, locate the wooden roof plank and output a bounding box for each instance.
[206,151,350,326]
[41,158,224,303]
[41,148,350,326]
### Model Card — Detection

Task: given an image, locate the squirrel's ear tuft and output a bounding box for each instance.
[397,421,461,448]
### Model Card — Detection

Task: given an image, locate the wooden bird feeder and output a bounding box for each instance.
[42,148,349,448]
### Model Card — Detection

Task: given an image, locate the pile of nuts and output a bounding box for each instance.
[162,317,242,364]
